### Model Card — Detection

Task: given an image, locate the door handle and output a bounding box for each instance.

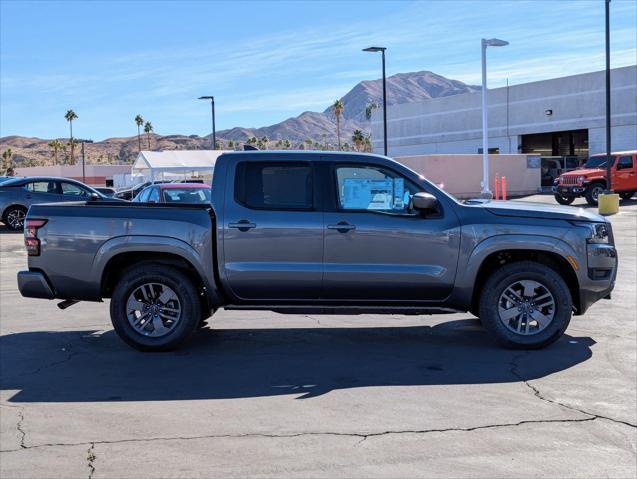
[229,220,256,232]
[327,222,356,233]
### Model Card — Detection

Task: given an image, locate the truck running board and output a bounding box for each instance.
[224,305,462,316]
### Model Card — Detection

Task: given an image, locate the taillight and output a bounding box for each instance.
[24,219,47,256]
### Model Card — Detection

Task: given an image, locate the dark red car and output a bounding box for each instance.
[132,183,211,204]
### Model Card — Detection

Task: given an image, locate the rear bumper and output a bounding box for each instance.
[17,270,55,300]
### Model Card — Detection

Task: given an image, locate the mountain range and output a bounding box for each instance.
[1,71,480,167]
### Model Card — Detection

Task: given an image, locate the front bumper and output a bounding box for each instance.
[552,185,586,195]
[17,270,55,299]
[577,242,618,314]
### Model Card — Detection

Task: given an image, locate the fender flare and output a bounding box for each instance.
[450,234,581,310]
[91,235,223,306]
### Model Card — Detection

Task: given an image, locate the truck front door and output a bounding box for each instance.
[322,163,461,301]
[222,160,323,301]
[615,154,636,192]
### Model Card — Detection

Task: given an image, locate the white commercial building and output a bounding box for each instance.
[373,66,637,158]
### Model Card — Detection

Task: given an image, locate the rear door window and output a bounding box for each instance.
[235,162,313,210]
[26,181,59,194]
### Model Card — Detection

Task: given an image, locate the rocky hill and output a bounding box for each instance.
[1,70,479,167]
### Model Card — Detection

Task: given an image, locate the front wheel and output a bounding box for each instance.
[554,194,575,205]
[619,191,635,200]
[585,184,604,206]
[478,261,572,349]
[110,265,201,351]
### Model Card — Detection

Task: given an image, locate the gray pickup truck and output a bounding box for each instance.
[17,151,617,351]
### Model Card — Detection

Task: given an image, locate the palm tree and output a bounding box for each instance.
[305,138,313,150]
[365,103,379,121]
[1,149,15,176]
[65,109,78,164]
[144,121,153,149]
[333,99,344,150]
[134,115,144,152]
[48,139,64,165]
[284,139,291,149]
[364,135,372,152]
[260,136,269,150]
[67,138,79,164]
[351,129,365,152]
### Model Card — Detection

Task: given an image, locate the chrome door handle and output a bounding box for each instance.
[327,222,356,233]
[229,220,256,232]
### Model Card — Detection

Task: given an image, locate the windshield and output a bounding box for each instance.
[162,187,211,204]
[585,155,615,169]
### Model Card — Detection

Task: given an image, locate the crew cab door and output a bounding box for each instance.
[322,163,461,301]
[615,154,636,191]
[222,160,323,300]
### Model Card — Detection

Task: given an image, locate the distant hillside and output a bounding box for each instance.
[1,70,479,166]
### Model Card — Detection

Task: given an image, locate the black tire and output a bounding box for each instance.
[554,194,575,205]
[110,265,201,351]
[619,191,635,200]
[478,261,572,349]
[584,183,604,206]
[3,205,27,231]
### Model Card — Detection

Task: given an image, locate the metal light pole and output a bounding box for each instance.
[81,140,93,184]
[481,38,508,198]
[363,46,388,156]
[605,0,613,192]
[198,96,216,150]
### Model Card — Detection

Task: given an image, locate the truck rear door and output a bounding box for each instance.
[222,160,323,300]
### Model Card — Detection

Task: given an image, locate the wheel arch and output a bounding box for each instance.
[95,236,223,309]
[470,249,580,316]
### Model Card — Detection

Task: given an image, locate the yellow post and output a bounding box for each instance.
[598,193,619,215]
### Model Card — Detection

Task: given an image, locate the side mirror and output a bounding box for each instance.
[89,192,100,201]
[412,192,439,213]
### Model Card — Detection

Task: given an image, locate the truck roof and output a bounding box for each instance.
[220,150,391,161]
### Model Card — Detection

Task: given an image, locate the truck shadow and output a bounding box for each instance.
[1,319,594,403]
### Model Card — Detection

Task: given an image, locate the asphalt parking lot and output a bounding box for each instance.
[0,194,635,478]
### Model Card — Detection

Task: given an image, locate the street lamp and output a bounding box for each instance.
[81,139,93,184]
[604,0,613,193]
[198,96,216,150]
[481,38,508,198]
[363,46,388,156]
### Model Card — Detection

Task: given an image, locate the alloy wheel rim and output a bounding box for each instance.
[7,209,25,229]
[498,279,555,335]
[592,186,603,201]
[126,282,182,337]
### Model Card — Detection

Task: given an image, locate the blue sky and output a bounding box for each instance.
[1,0,636,140]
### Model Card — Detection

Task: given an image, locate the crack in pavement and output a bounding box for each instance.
[87,443,96,479]
[304,315,321,326]
[0,342,79,382]
[2,415,620,454]
[510,353,637,429]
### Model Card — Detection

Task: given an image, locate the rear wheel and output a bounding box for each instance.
[585,183,604,206]
[110,265,201,351]
[619,191,635,200]
[3,206,27,231]
[478,261,572,349]
[554,194,575,205]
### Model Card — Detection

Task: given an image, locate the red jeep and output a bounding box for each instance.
[553,150,637,206]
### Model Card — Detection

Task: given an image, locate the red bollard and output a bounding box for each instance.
[502,176,507,201]
[494,175,500,200]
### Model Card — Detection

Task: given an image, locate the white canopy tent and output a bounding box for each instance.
[131,150,229,184]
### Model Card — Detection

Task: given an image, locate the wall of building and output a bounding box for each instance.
[373,66,637,157]
[13,164,131,186]
[395,154,541,199]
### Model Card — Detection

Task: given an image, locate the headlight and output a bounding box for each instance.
[578,176,586,183]
[573,222,610,243]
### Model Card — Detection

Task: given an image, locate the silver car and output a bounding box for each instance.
[0,176,109,230]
